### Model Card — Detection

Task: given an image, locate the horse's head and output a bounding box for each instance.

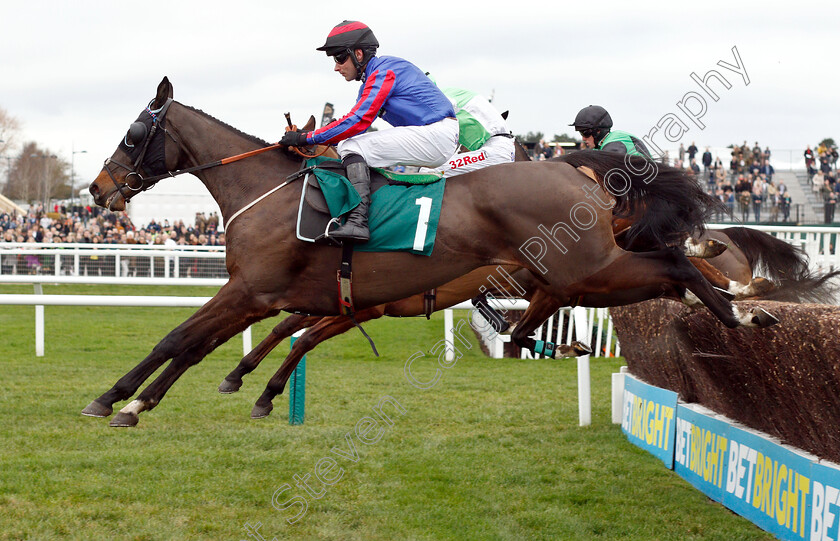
[89,77,183,211]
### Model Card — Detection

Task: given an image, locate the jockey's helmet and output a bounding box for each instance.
[570,105,613,144]
[317,21,379,81]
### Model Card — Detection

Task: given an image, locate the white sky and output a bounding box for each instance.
[2,0,839,184]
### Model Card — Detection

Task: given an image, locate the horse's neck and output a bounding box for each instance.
[170,104,300,223]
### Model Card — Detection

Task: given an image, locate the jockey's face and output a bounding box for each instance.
[334,49,364,82]
[580,133,596,149]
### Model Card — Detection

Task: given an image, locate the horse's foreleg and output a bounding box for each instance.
[82,282,269,422]
[579,247,777,328]
[110,307,267,427]
[251,306,385,419]
[218,314,319,394]
[688,257,765,300]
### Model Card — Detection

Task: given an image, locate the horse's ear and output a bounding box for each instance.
[153,76,174,109]
[501,111,509,120]
[302,115,316,131]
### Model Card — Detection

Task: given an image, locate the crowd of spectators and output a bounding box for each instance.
[0,205,227,276]
[806,143,840,223]
[0,204,225,246]
[673,141,791,223]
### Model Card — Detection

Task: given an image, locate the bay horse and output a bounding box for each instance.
[85,77,774,427]
[226,224,836,419]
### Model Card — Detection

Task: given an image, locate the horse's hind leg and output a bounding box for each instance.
[509,289,589,359]
[251,307,385,419]
[218,314,319,394]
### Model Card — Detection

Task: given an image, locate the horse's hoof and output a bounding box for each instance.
[702,239,728,258]
[251,403,273,419]
[109,412,139,427]
[685,238,728,258]
[750,307,779,328]
[571,341,593,356]
[713,286,736,302]
[749,277,776,297]
[81,400,112,418]
[218,378,243,394]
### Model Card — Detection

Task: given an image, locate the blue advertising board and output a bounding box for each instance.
[721,424,814,540]
[673,405,730,503]
[621,375,678,468]
[809,461,840,541]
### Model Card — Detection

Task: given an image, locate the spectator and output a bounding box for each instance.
[702,147,712,172]
[759,160,774,182]
[678,143,686,163]
[729,154,740,181]
[752,177,765,222]
[805,145,815,173]
[766,181,779,222]
[752,142,762,163]
[820,153,832,175]
[813,170,825,195]
[738,189,751,222]
[689,158,700,176]
[780,191,792,222]
[687,141,698,162]
[821,178,837,223]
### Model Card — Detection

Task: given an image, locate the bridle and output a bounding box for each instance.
[99,101,336,223]
[101,98,180,207]
[100,98,294,210]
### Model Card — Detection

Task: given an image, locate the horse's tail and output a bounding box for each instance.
[557,150,723,250]
[722,226,840,303]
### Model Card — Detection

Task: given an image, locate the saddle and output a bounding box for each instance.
[297,160,387,243]
[296,158,443,248]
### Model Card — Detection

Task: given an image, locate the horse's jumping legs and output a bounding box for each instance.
[251,307,384,419]
[684,236,728,258]
[110,310,264,427]
[508,290,591,358]
[218,314,319,394]
[81,350,172,418]
[687,257,773,300]
[580,247,777,328]
[82,282,273,425]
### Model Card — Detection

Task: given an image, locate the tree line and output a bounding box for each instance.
[0,107,73,207]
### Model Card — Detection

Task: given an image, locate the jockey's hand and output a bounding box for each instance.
[280,131,310,147]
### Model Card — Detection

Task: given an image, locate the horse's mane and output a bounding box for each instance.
[181,104,271,147]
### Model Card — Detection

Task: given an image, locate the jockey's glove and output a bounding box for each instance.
[280,131,310,147]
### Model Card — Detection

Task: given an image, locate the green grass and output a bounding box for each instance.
[0,285,772,540]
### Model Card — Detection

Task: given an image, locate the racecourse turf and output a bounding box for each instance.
[0,285,772,540]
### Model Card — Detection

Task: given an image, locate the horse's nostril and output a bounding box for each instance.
[89,183,99,197]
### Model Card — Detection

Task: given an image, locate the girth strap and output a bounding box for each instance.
[423,289,436,320]
[336,242,379,357]
[337,243,354,317]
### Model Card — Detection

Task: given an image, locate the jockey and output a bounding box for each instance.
[280,20,458,243]
[425,82,515,177]
[570,105,651,158]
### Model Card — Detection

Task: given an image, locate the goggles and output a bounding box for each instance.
[332,50,351,64]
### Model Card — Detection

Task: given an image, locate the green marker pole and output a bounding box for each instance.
[288,330,306,425]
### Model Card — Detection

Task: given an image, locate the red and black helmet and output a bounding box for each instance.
[316,20,379,56]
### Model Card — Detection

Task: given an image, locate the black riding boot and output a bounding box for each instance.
[331,156,371,243]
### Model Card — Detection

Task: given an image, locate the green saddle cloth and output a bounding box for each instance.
[306,157,445,256]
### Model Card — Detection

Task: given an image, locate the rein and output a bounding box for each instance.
[142,143,284,185]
